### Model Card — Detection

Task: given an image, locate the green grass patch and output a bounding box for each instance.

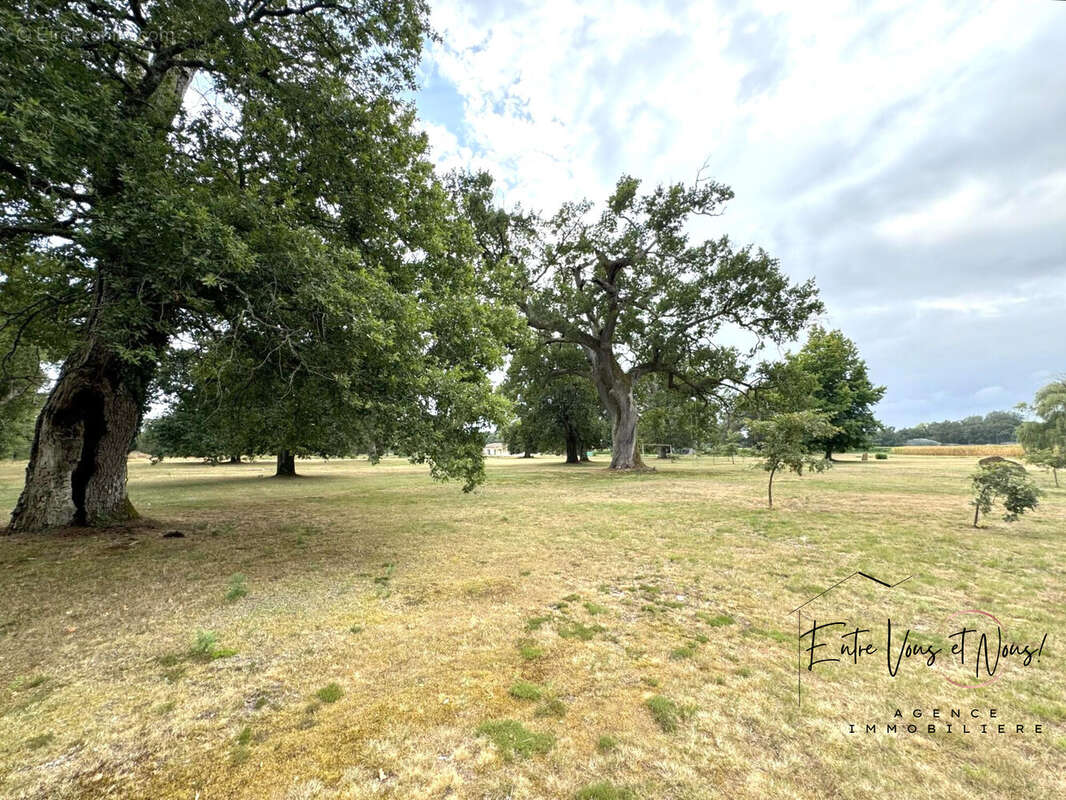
[475,719,555,760]
[596,734,618,753]
[558,621,604,641]
[583,601,608,615]
[747,627,790,643]
[315,682,343,703]
[696,612,735,627]
[670,644,697,660]
[525,615,552,631]
[534,696,567,717]
[574,782,637,800]
[645,694,695,733]
[517,639,543,660]
[508,680,543,701]
[25,733,54,750]
[10,674,49,691]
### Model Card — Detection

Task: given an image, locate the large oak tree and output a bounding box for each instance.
[504,174,823,469]
[1,1,508,529]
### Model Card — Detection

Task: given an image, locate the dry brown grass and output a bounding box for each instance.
[0,454,1063,799]
[891,444,1024,457]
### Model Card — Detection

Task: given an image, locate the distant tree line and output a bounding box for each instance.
[877,411,1023,446]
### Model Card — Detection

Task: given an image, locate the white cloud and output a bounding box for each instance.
[417,0,1066,425]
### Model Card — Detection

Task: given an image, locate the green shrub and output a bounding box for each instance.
[874,452,888,460]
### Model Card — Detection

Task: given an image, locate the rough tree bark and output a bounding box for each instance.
[9,342,148,530]
[586,348,644,470]
[276,450,297,477]
[6,67,195,531]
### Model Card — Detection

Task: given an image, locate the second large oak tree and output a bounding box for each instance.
[513,174,823,469]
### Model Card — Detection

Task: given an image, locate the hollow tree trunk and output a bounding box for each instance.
[9,341,147,531]
[276,450,297,477]
[565,432,579,464]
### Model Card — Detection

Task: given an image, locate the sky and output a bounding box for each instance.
[412,0,1066,428]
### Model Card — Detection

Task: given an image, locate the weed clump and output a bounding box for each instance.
[188,630,237,661]
[225,573,248,602]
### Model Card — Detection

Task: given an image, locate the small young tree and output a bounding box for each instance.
[970,463,1041,527]
[750,412,838,508]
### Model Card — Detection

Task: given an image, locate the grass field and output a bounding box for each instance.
[0,455,1063,799]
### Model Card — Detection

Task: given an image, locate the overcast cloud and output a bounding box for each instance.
[414,0,1065,427]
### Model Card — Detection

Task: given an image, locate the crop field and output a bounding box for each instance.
[890,444,1025,457]
[0,455,1063,799]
